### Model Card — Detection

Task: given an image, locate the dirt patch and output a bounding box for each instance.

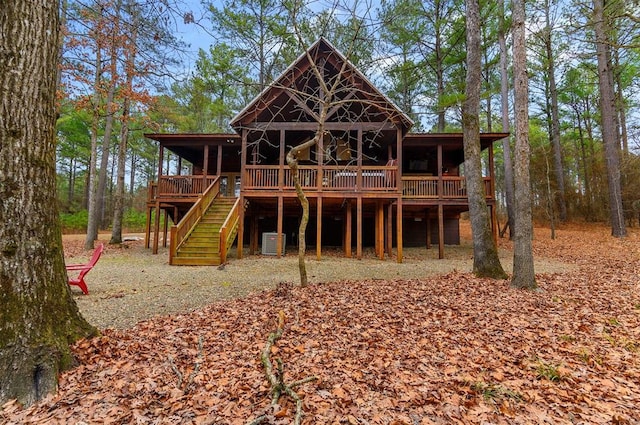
[66,224,572,329]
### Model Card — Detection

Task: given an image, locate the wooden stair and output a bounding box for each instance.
[171,197,238,266]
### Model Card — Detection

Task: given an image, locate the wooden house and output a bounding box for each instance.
[144,38,507,265]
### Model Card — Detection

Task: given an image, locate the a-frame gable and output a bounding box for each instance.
[230,38,413,131]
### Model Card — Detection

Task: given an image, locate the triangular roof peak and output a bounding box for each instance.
[230,38,413,131]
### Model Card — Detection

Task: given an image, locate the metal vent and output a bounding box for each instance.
[261,232,285,255]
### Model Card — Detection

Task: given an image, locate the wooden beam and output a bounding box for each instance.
[162,209,169,248]
[396,128,403,193]
[237,195,244,259]
[153,201,160,254]
[357,128,363,191]
[250,214,258,255]
[216,145,222,175]
[490,204,498,245]
[316,196,322,260]
[285,90,320,122]
[356,196,363,260]
[377,201,384,259]
[438,204,444,260]
[279,130,285,188]
[396,198,403,263]
[277,196,284,257]
[386,203,393,256]
[437,144,443,200]
[345,200,352,258]
[426,208,431,250]
[325,90,356,120]
[144,204,152,249]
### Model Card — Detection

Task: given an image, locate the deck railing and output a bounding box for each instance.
[401,176,492,199]
[245,165,398,192]
[156,175,218,198]
[151,171,493,201]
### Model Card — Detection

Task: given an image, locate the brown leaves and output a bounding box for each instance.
[2,224,639,424]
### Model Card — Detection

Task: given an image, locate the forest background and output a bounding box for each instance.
[56,0,640,238]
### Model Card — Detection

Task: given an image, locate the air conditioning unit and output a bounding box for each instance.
[262,232,286,255]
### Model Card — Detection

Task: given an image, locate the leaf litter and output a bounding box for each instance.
[2,223,639,424]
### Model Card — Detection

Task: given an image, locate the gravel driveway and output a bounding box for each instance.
[66,235,572,329]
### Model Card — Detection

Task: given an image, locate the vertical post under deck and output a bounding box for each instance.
[356,196,363,260]
[396,198,403,263]
[438,204,444,259]
[345,200,352,258]
[386,203,393,256]
[316,196,322,260]
[277,196,284,257]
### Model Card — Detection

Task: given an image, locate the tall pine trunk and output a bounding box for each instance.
[111,14,138,245]
[463,0,507,279]
[543,0,567,222]
[85,42,102,249]
[0,0,97,405]
[498,0,515,239]
[511,0,536,289]
[593,0,626,238]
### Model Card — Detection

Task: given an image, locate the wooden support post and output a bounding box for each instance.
[386,203,393,256]
[426,208,431,250]
[250,214,259,255]
[237,196,244,259]
[345,200,352,258]
[216,145,222,176]
[153,201,160,254]
[316,196,322,260]
[162,209,169,248]
[377,201,384,259]
[144,205,152,249]
[396,198,403,263]
[374,201,380,258]
[357,129,363,191]
[396,128,403,192]
[356,196,363,260]
[279,130,285,189]
[203,145,210,189]
[277,196,284,257]
[438,204,444,260]
[490,204,498,245]
[238,130,247,259]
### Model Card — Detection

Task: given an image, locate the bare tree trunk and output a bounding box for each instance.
[613,49,628,154]
[0,0,97,405]
[286,137,318,287]
[543,0,567,222]
[511,0,536,289]
[110,13,137,245]
[593,0,627,238]
[95,2,122,231]
[498,0,515,239]
[463,0,507,279]
[110,96,130,244]
[85,41,102,249]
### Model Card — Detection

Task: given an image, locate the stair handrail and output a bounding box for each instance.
[169,177,220,264]
[219,197,242,264]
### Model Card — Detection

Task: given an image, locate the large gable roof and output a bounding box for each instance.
[230,38,413,131]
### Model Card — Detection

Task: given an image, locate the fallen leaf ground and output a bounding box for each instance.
[2,223,639,424]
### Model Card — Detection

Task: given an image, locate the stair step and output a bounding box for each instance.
[172,256,221,266]
[173,196,239,266]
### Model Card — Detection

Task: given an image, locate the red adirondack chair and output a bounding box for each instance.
[66,243,104,295]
